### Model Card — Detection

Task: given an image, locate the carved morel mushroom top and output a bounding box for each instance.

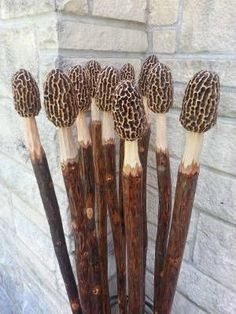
[68,65,91,112]
[95,66,119,112]
[112,80,146,141]
[120,63,135,83]
[138,54,159,97]
[44,69,77,128]
[180,70,220,133]
[147,62,173,114]
[12,69,41,117]
[85,60,101,98]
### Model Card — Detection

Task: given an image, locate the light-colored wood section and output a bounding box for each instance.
[143,96,150,124]
[182,131,204,169]
[123,140,142,176]
[156,113,168,152]
[23,117,43,161]
[91,97,100,122]
[102,111,115,143]
[58,127,78,164]
[76,112,91,147]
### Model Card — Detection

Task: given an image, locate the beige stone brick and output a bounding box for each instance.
[180,0,236,53]
[149,0,179,25]
[58,20,148,52]
[0,0,55,19]
[56,0,88,14]
[93,0,146,23]
[153,29,176,53]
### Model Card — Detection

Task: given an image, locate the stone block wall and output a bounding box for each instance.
[0,1,235,313]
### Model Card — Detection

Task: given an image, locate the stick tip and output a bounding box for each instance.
[43,69,77,128]
[120,63,135,84]
[95,66,119,112]
[112,80,147,141]
[138,54,159,97]
[180,70,220,133]
[85,60,102,98]
[147,62,173,114]
[68,65,91,113]
[12,69,41,118]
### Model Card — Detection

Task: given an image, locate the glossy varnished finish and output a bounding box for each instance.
[154,151,172,313]
[32,151,81,314]
[158,168,199,314]
[138,127,151,281]
[91,121,111,314]
[103,142,127,314]
[62,161,91,314]
[79,144,103,313]
[123,169,144,314]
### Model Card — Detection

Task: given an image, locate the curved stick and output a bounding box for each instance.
[153,151,172,313]
[159,166,198,314]
[103,141,127,314]
[91,121,110,314]
[79,143,103,313]
[138,126,151,280]
[123,166,144,314]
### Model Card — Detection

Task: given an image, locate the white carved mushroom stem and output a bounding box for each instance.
[58,127,78,165]
[76,112,91,147]
[182,131,204,169]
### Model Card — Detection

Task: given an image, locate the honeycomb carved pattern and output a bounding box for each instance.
[180,70,220,133]
[85,60,102,98]
[112,80,147,141]
[147,62,173,114]
[95,66,119,112]
[138,54,159,96]
[12,69,41,117]
[44,69,77,128]
[120,63,135,83]
[68,65,91,112]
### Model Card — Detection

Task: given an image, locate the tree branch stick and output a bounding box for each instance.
[24,118,81,314]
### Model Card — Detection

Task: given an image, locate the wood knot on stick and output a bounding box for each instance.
[86,207,93,219]
[92,286,101,295]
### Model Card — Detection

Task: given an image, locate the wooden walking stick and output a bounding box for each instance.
[85,60,111,314]
[113,80,147,314]
[138,54,159,277]
[12,69,81,314]
[119,63,136,236]
[160,70,220,314]
[43,69,92,314]
[96,66,127,313]
[146,63,173,313]
[68,65,103,313]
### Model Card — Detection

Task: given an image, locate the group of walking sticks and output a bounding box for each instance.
[12,54,220,314]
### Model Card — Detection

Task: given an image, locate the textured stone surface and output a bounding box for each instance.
[172,292,207,314]
[153,29,176,53]
[0,0,55,18]
[56,0,88,14]
[180,0,236,53]
[162,58,236,88]
[194,214,236,292]
[0,26,38,98]
[149,0,179,25]
[58,20,148,52]
[178,262,236,314]
[93,0,146,22]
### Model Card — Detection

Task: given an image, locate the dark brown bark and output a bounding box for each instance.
[91,121,111,314]
[154,151,172,313]
[119,139,125,236]
[62,161,91,314]
[138,127,151,281]
[79,144,103,313]
[123,169,144,314]
[103,142,127,314]
[31,150,81,314]
[158,166,199,314]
